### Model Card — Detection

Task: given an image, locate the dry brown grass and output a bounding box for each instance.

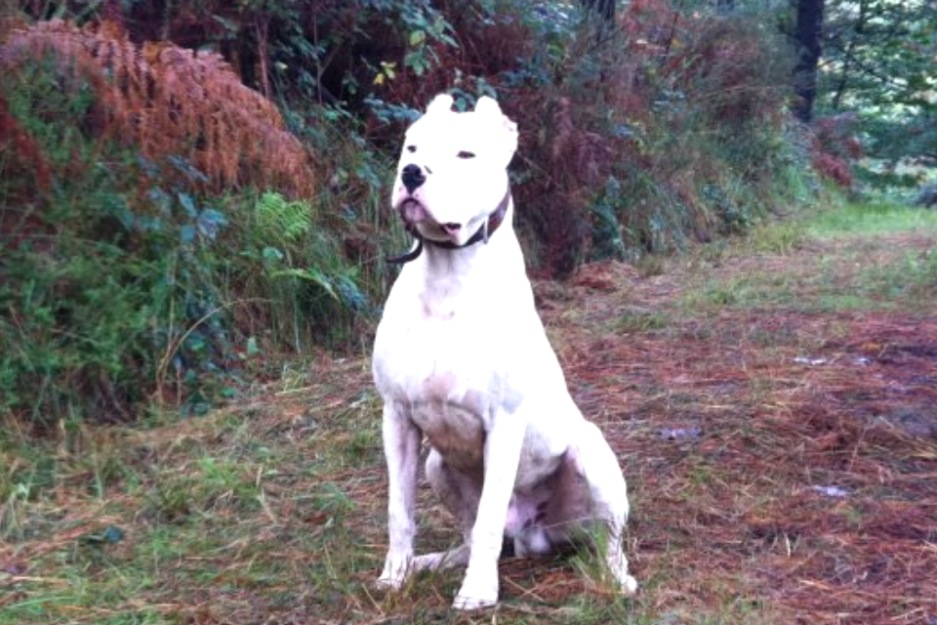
[541,229,937,624]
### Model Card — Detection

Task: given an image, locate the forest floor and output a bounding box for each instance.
[2,201,936,625]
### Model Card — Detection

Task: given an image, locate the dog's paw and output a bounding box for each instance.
[375,556,411,591]
[375,574,405,591]
[619,573,638,595]
[452,591,498,611]
[606,551,638,595]
[452,572,498,611]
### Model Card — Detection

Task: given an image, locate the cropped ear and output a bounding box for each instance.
[474,96,502,116]
[426,93,454,115]
[475,96,518,138]
[475,96,517,146]
[502,115,518,135]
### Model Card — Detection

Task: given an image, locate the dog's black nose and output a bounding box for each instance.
[401,164,426,193]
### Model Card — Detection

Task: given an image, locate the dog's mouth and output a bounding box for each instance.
[396,196,461,241]
[396,196,426,228]
[386,187,511,264]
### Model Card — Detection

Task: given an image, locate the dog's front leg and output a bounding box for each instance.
[453,412,527,610]
[377,401,422,590]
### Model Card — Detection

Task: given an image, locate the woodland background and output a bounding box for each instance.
[0,0,935,425]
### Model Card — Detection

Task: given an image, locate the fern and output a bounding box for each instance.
[0,19,315,196]
[255,191,313,242]
[0,94,52,196]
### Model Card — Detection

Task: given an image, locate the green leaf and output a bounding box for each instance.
[270,267,338,299]
[246,336,260,357]
[177,192,197,217]
[262,246,284,262]
[409,30,426,46]
[180,224,196,245]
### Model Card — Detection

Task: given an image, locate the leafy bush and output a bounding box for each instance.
[351,0,810,274]
[818,0,936,174]
[468,2,807,274]
[232,190,371,353]
[8,1,813,278]
[0,22,381,426]
[0,0,819,424]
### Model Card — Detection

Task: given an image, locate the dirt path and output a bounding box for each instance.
[530,230,937,623]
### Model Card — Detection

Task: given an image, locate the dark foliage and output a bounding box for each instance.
[0,0,809,423]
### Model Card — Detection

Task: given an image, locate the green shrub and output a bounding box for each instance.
[0,0,824,425]
[232,190,371,353]
[509,6,810,271]
[0,37,381,426]
[356,0,813,274]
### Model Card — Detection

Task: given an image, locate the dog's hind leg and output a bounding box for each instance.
[425,449,482,540]
[566,422,638,594]
[408,450,480,573]
[411,544,471,571]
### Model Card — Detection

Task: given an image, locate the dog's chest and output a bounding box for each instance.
[413,393,486,472]
[380,312,495,398]
[374,286,516,468]
[394,337,495,469]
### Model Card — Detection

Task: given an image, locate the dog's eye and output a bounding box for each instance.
[457,151,476,159]
[407,145,417,153]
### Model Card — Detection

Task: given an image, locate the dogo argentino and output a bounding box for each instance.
[372,93,637,610]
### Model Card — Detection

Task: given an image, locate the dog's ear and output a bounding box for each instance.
[476,96,518,137]
[474,96,502,116]
[426,94,454,115]
[475,96,517,155]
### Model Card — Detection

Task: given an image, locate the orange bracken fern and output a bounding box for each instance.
[0,19,314,197]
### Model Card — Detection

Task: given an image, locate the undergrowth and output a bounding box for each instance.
[1,0,819,424]
[386,0,816,275]
[0,24,394,426]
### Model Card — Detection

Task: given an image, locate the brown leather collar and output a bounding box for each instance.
[386,189,511,265]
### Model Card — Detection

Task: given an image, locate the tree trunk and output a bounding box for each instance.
[792,0,825,123]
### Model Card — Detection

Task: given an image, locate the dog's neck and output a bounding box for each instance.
[387,189,512,265]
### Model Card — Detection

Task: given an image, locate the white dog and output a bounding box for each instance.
[372,94,637,610]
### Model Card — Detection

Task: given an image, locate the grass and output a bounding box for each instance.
[807,199,937,237]
[2,199,937,624]
[677,200,937,315]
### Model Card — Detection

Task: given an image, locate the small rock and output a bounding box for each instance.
[810,485,849,498]
[659,427,702,441]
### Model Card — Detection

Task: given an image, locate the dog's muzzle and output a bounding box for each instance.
[386,188,512,265]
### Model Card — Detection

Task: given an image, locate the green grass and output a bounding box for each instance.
[746,220,809,255]
[615,309,671,333]
[0,383,386,625]
[679,199,937,315]
[806,199,937,237]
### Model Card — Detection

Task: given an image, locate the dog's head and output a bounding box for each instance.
[392,94,518,247]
